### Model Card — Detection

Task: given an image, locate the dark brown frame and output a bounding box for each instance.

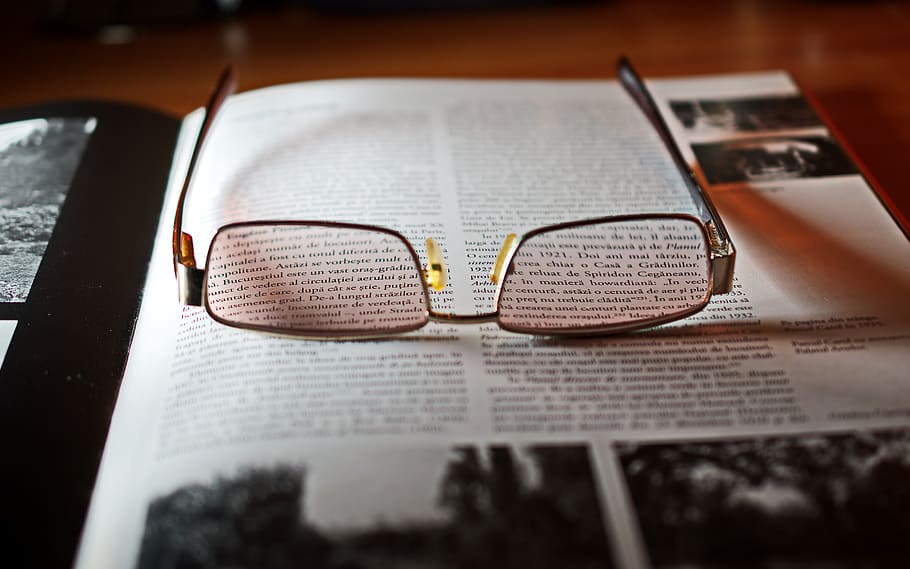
[172,59,735,339]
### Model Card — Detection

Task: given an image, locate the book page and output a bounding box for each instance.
[78,76,910,569]
[0,102,181,569]
[0,320,14,365]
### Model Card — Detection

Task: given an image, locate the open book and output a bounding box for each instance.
[2,65,908,568]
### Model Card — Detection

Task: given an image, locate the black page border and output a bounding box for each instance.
[0,101,180,568]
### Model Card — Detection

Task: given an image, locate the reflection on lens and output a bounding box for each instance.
[497,217,711,334]
[205,223,429,336]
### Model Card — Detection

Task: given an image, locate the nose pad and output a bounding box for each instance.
[490,233,518,284]
[424,237,447,291]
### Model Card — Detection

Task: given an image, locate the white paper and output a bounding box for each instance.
[77,75,910,569]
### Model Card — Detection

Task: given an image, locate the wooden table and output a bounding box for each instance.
[2,0,909,221]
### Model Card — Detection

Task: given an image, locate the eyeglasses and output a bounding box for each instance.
[173,58,736,339]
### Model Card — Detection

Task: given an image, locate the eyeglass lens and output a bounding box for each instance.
[497,218,711,333]
[205,224,430,336]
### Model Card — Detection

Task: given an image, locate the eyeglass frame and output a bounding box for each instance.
[173,58,736,337]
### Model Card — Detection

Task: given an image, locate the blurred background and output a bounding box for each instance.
[1,0,908,217]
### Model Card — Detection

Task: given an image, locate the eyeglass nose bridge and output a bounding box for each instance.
[421,233,519,325]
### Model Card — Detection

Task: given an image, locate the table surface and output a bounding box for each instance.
[2,0,909,221]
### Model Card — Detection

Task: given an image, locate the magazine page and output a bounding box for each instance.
[78,75,910,569]
[0,102,181,569]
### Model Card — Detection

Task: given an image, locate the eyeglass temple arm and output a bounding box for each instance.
[172,65,237,306]
[617,57,736,294]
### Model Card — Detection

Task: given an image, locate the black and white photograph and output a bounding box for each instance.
[0,117,95,302]
[691,135,857,185]
[669,95,822,134]
[616,427,910,569]
[137,443,613,569]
